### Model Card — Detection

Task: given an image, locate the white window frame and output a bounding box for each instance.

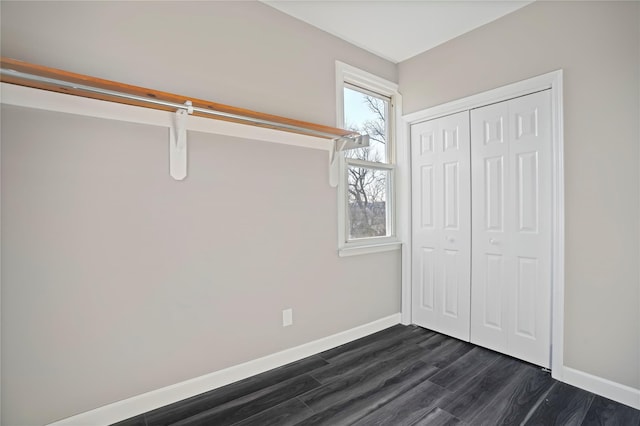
[336,61,403,257]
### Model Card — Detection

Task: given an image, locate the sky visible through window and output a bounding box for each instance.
[343,86,388,163]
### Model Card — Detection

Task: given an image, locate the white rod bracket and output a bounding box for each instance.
[328,134,369,187]
[169,101,193,180]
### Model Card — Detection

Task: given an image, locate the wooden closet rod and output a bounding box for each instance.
[0,57,361,142]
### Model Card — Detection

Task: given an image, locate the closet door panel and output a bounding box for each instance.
[471,101,510,353]
[507,90,552,367]
[411,111,471,341]
[412,121,439,328]
[470,90,552,368]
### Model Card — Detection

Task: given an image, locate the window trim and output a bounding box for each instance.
[336,61,402,257]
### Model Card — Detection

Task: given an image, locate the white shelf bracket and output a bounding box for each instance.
[169,101,193,180]
[328,134,369,187]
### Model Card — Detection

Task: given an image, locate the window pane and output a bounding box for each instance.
[347,166,390,239]
[343,86,388,163]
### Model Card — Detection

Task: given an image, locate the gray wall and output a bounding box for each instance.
[400,1,640,390]
[0,1,396,125]
[3,1,639,424]
[0,2,399,425]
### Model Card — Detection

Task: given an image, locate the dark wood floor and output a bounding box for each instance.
[114,325,640,426]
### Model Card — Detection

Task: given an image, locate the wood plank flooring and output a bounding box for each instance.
[113,325,640,426]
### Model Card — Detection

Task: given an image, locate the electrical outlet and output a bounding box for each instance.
[282,308,293,327]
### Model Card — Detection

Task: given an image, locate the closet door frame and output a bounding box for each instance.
[400,70,564,380]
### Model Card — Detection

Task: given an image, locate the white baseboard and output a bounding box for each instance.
[48,313,401,426]
[561,366,640,410]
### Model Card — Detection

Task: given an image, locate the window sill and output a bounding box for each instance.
[338,241,402,257]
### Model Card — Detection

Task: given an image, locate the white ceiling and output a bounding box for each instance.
[263,1,533,63]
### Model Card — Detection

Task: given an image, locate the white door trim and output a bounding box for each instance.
[401,70,564,378]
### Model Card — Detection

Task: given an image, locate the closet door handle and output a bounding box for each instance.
[489,238,499,245]
[446,236,455,243]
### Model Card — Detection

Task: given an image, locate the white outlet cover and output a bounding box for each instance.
[282,308,293,327]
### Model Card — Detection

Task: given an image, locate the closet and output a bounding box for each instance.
[411,90,552,368]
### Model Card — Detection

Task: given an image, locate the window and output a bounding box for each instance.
[336,62,401,256]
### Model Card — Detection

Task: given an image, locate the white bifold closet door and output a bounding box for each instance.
[470,89,552,368]
[411,111,471,341]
